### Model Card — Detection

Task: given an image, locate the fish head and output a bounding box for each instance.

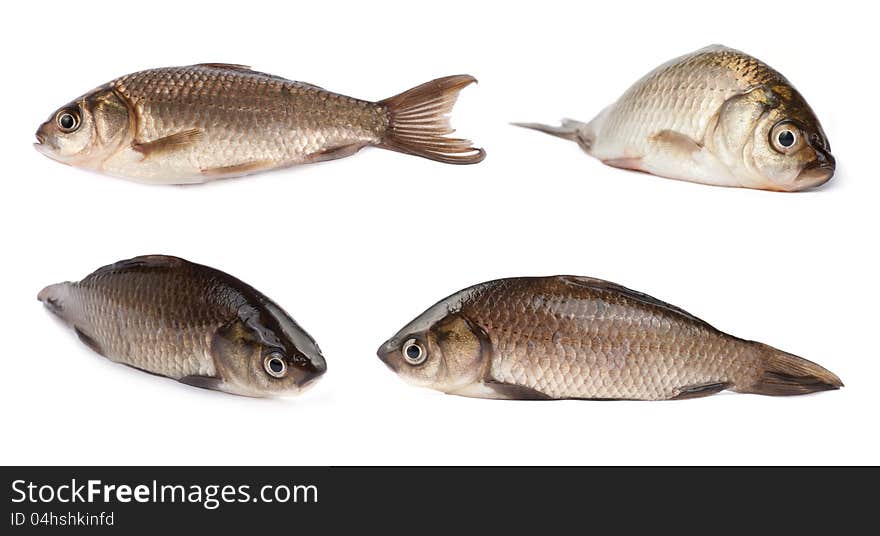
[378,300,487,393]
[34,86,132,170]
[711,85,834,191]
[211,303,327,397]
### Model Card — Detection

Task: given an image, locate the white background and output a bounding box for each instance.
[2,0,876,465]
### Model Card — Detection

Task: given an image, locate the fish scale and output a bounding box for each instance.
[37,65,484,182]
[516,45,834,191]
[67,266,228,378]
[110,65,382,172]
[380,276,841,400]
[463,278,753,400]
[594,47,756,158]
[39,256,328,397]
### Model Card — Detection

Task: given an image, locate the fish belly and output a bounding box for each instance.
[488,325,757,400]
[590,60,743,186]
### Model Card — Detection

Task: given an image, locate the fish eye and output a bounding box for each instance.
[402,338,427,366]
[770,122,802,153]
[778,130,795,148]
[55,109,81,133]
[263,352,287,378]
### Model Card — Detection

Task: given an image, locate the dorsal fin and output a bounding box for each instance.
[697,44,734,54]
[193,63,324,91]
[195,63,253,71]
[556,276,716,330]
[90,255,187,276]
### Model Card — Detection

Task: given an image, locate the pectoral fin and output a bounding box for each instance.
[643,130,739,187]
[485,381,553,400]
[133,129,203,159]
[74,327,106,357]
[649,130,703,157]
[456,380,552,400]
[602,157,645,172]
[180,375,224,391]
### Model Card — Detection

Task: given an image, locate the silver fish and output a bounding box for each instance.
[516,45,834,191]
[378,276,842,400]
[35,64,485,184]
[39,255,326,397]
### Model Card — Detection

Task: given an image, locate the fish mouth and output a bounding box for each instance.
[299,373,323,390]
[33,130,56,158]
[34,131,48,153]
[377,339,399,373]
[33,141,52,157]
[299,355,327,387]
[796,154,835,188]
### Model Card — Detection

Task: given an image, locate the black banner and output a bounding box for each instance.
[1,467,871,533]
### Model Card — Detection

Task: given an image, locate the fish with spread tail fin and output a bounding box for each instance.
[39,255,326,397]
[515,45,834,192]
[35,65,485,184]
[378,276,842,400]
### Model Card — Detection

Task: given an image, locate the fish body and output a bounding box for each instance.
[378,276,841,400]
[39,255,326,397]
[35,64,484,184]
[516,45,834,191]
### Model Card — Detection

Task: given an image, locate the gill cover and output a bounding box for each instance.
[35,86,132,168]
[379,304,491,394]
[209,302,326,397]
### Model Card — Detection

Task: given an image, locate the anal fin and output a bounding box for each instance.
[133,129,203,159]
[672,382,730,400]
[304,143,366,164]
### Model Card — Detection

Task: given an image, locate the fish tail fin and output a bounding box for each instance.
[512,118,595,153]
[740,343,843,396]
[377,75,485,164]
[38,282,70,317]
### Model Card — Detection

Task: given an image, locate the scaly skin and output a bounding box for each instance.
[35,65,484,183]
[517,45,834,191]
[593,45,787,160]
[379,276,842,400]
[103,65,386,181]
[462,277,760,400]
[42,257,240,378]
[39,256,326,397]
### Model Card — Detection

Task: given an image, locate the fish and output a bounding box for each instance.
[377,276,842,400]
[515,45,834,192]
[38,255,326,397]
[34,64,485,184]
